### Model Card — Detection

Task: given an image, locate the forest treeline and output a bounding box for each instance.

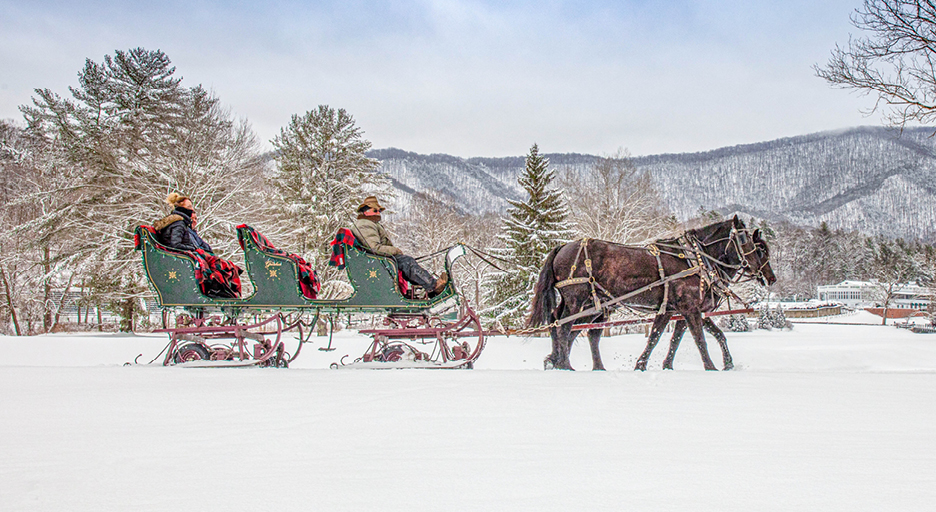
[1,48,934,335]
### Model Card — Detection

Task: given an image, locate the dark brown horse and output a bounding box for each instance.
[526,216,776,371]
[640,233,774,371]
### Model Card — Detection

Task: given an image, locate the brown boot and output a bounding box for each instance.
[433,271,449,294]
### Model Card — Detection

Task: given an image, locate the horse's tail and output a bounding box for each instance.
[526,245,562,328]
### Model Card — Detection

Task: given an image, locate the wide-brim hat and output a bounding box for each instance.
[359,196,385,212]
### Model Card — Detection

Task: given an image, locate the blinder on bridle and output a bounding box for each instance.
[728,226,770,285]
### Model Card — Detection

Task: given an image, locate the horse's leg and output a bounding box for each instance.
[587,327,605,371]
[685,312,717,371]
[702,317,733,370]
[545,300,577,371]
[546,324,561,369]
[554,322,578,370]
[545,302,568,369]
[662,319,688,370]
[635,314,671,371]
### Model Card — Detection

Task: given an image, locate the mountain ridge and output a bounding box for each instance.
[368,126,936,241]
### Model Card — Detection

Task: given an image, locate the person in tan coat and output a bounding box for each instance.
[352,196,447,295]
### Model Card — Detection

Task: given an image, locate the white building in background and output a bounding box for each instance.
[817,280,932,310]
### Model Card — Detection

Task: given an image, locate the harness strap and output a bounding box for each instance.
[565,237,588,281]
[554,265,703,327]
[582,244,603,313]
[555,277,590,288]
[646,243,669,315]
[554,238,610,315]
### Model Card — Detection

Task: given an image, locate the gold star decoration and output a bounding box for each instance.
[268,269,278,278]
[368,269,378,279]
[167,271,177,281]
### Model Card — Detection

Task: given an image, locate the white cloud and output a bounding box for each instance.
[0,0,887,157]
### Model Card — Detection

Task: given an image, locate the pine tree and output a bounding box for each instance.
[487,144,574,327]
[17,48,266,331]
[269,105,392,281]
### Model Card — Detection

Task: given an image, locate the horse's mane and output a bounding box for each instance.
[685,217,740,244]
[573,217,742,248]
[635,217,739,247]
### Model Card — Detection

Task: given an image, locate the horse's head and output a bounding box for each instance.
[750,229,777,286]
[691,216,777,287]
[728,217,776,286]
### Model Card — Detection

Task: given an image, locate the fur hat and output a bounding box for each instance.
[358,196,385,212]
[165,192,191,207]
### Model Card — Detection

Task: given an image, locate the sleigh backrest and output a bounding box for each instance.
[236,225,313,305]
[134,226,218,307]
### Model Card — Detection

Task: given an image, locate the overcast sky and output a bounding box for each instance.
[1,0,885,157]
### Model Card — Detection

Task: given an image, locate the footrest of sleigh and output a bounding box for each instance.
[329,340,479,370]
[330,358,475,370]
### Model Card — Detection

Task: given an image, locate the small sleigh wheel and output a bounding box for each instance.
[173,343,211,363]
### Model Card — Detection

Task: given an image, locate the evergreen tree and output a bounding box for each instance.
[269,105,391,282]
[17,48,266,331]
[487,144,574,327]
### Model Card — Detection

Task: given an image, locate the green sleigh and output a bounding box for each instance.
[134,225,485,368]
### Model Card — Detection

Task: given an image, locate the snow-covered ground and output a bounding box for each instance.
[2,313,935,511]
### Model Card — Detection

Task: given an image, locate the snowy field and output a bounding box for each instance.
[2,311,935,511]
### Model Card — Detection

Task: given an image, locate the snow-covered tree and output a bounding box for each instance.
[865,237,921,325]
[487,144,574,327]
[269,105,391,283]
[18,48,266,331]
[0,120,80,334]
[392,191,503,311]
[717,314,752,332]
[816,0,936,128]
[390,190,464,257]
[560,150,674,243]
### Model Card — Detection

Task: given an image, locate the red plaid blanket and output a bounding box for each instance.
[135,226,242,298]
[236,225,321,299]
[328,228,357,269]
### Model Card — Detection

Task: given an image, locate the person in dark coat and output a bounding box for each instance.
[153,193,214,253]
[153,192,242,298]
[352,196,448,295]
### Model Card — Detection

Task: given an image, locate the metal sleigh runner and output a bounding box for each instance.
[135,223,485,368]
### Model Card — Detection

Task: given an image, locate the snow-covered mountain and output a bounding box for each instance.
[370,126,936,240]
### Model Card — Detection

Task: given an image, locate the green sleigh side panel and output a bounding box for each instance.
[237,230,307,307]
[237,225,457,312]
[136,227,226,307]
[137,225,459,313]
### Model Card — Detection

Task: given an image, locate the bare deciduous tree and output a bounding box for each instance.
[391,191,503,311]
[560,150,674,244]
[866,237,921,325]
[816,0,936,127]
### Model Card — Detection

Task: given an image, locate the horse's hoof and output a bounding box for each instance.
[593,367,606,371]
[704,366,718,371]
[662,364,673,370]
[723,363,734,371]
[634,362,647,372]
